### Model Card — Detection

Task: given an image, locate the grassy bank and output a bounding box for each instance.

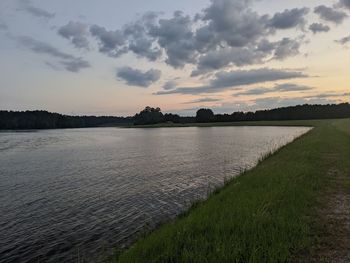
[124,119,326,128]
[114,119,350,262]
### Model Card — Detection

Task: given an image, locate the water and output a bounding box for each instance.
[0,126,310,262]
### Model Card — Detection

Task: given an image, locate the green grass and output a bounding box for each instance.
[113,119,350,263]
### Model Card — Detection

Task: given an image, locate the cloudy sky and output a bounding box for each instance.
[0,0,349,116]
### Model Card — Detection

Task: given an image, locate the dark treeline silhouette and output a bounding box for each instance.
[134,106,192,125]
[212,103,350,123]
[134,103,350,125]
[134,106,188,125]
[134,106,164,125]
[1,103,350,129]
[196,109,215,123]
[0,110,132,130]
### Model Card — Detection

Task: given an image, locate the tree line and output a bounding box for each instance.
[134,103,350,125]
[212,103,350,123]
[0,110,132,130]
[1,103,350,129]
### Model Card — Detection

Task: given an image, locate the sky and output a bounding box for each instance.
[0,0,349,116]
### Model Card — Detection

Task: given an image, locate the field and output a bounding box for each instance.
[114,119,350,262]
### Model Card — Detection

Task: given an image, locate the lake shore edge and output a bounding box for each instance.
[109,119,350,263]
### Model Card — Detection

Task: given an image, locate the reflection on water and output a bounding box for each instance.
[0,126,310,262]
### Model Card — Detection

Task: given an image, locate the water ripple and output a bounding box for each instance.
[0,126,311,262]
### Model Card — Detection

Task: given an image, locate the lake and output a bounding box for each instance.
[0,126,311,262]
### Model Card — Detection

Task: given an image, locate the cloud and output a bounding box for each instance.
[156,68,308,95]
[58,13,161,61]
[338,0,350,9]
[15,35,90,72]
[149,11,196,68]
[162,80,177,90]
[44,61,62,71]
[184,97,221,104]
[19,0,55,19]
[57,0,310,74]
[335,35,350,45]
[273,83,314,91]
[234,83,313,96]
[0,22,8,31]
[128,37,162,61]
[192,38,301,76]
[58,21,89,49]
[314,5,348,24]
[53,0,314,78]
[210,68,307,90]
[234,87,271,96]
[273,38,301,60]
[123,12,162,61]
[309,23,330,33]
[192,46,266,76]
[145,0,305,71]
[165,1,306,72]
[199,0,270,48]
[60,59,90,73]
[16,36,73,59]
[307,92,350,98]
[117,67,161,87]
[90,25,126,57]
[257,38,302,61]
[269,8,309,29]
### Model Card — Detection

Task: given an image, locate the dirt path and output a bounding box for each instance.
[310,168,350,262]
[305,122,350,263]
[294,121,350,263]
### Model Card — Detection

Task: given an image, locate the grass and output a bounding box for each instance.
[123,119,322,128]
[112,119,350,263]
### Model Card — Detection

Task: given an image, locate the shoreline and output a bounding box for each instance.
[111,118,350,262]
[2,118,350,131]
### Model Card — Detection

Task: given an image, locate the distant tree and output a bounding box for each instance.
[196,108,215,123]
[134,106,164,125]
[164,113,181,123]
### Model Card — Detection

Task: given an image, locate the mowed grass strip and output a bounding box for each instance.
[299,119,350,262]
[115,119,350,263]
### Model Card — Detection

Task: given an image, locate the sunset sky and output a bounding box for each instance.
[0,0,349,116]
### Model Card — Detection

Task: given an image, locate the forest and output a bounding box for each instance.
[1,103,350,129]
[134,103,350,125]
[0,110,132,130]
